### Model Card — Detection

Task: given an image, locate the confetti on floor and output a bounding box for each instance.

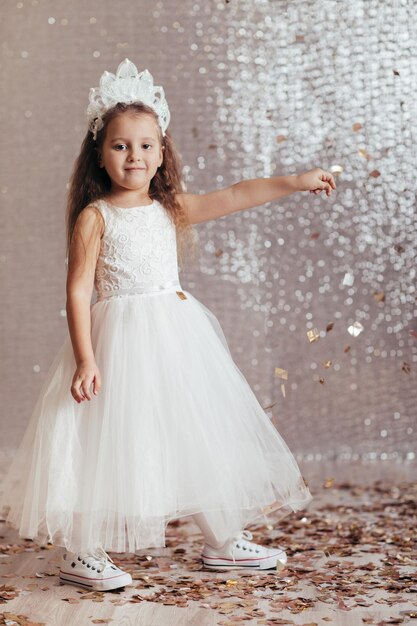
[0,480,416,625]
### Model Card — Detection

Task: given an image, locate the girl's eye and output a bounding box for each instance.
[112,144,153,150]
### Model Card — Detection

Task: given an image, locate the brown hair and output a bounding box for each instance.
[65,102,199,270]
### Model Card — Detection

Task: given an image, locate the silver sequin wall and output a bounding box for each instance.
[1,0,416,469]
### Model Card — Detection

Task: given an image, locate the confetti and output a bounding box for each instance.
[342,272,355,286]
[307,328,320,343]
[274,367,288,380]
[401,361,411,374]
[0,481,415,623]
[347,321,364,337]
[373,291,385,302]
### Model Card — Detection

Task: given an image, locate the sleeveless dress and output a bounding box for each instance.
[0,198,312,554]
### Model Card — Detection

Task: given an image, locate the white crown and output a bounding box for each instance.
[86,58,170,140]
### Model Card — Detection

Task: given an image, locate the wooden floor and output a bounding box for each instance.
[1,462,416,626]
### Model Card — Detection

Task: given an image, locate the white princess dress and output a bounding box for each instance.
[0,198,312,554]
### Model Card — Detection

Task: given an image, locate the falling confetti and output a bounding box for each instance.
[307,328,320,343]
[342,272,355,287]
[347,321,364,337]
[274,367,288,380]
[373,291,385,302]
[401,361,411,374]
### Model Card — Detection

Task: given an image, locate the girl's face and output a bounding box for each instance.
[99,112,164,195]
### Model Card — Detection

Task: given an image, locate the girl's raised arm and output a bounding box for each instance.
[66,207,104,402]
[177,168,336,225]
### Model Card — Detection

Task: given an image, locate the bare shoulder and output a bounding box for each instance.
[75,204,105,239]
[68,205,104,274]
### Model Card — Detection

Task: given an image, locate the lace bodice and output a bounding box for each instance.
[92,198,182,300]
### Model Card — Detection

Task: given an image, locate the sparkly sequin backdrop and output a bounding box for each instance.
[0,1,416,468]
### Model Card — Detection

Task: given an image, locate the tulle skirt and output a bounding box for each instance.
[0,288,312,553]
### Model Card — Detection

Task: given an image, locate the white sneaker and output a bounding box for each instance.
[202,530,287,571]
[59,546,132,591]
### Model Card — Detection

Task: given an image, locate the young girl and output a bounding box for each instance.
[0,59,336,592]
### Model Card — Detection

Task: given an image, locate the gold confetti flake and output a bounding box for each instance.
[176,291,187,300]
[307,328,320,343]
[358,148,373,160]
[323,360,333,369]
[280,383,286,398]
[326,322,334,332]
[373,290,385,302]
[324,478,335,488]
[274,367,288,380]
[319,377,325,384]
[402,361,411,374]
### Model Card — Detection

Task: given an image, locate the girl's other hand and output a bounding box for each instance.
[296,168,337,197]
[71,359,102,403]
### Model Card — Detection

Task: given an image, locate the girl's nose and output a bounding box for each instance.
[128,148,142,161]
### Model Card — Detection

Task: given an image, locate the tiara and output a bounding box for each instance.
[86,58,170,141]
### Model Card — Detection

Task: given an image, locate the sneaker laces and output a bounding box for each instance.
[76,546,115,573]
[230,530,261,564]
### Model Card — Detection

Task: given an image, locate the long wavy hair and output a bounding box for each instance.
[65,102,199,270]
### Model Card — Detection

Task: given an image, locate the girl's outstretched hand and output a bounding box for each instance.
[71,359,102,403]
[296,168,337,197]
